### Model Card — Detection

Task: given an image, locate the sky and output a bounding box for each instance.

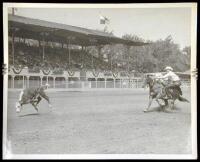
[9,7,191,49]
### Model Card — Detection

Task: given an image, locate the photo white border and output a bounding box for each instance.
[3,2,197,159]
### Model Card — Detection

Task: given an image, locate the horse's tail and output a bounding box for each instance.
[178,96,189,102]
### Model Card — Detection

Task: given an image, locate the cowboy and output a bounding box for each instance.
[156,66,182,97]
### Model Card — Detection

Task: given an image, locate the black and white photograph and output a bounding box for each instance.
[3,3,197,159]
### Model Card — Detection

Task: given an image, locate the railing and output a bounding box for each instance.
[8,77,191,90]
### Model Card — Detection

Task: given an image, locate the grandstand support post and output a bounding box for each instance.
[92,54,94,69]
[110,51,112,71]
[97,46,102,59]
[105,79,107,88]
[136,78,138,88]
[66,78,69,89]
[40,32,48,62]
[53,77,55,88]
[67,37,71,67]
[22,76,24,89]
[42,37,45,62]
[40,76,43,86]
[81,46,84,68]
[47,76,49,85]
[114,79,115,88]
[95,78,97,88]
[128,77,131,88]
[11,76,15,89]
[27,76,29,88]
[127,45,131,73]
[11,32,15,66]
[64,77,67,89]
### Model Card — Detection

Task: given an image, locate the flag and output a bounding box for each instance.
[99,15,109,24]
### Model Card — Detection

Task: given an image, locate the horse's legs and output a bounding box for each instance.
[31,102,38,112]
[144,95,153,112]
[156,99,165,111]
[39,92,52,108]
[164,99,168,106]
[170,99,175,110]
[35,96,42,107]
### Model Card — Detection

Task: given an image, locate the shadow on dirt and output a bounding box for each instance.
[18,113,39,117]
[144,106,176,113]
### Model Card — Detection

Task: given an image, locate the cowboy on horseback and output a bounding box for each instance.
[143,68,188,112]
[156,66,182,98]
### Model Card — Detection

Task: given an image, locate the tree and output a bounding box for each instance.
[182,46,191,56]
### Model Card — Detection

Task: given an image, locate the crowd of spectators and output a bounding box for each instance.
[9,42,115,73]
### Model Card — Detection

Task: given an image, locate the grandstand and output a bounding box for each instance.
[8,14,149,89]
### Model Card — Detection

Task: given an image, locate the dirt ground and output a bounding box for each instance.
[6,88,191,154]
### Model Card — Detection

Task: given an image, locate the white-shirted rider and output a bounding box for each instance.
[156,66,182,97]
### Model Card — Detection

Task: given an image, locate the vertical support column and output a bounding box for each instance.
[67,36,72,68]
[114,79,116,88]
[64,77,66,89]
[53,77,55,89]
[97,45,102,59]
[81,81,84,89]
[40,76,43,86]
[95,78,98,88]
[22,76,24,89]
[27,76,29,88]
[12,32,15,65]
[92,54,94,69]
[105,79,107,88]
[81,46,84,68]
[66,77,68,89]
[136,79,138,88]
[12,75,15,89]
[42,37,45,62]
[127,46,131,73]
[40,32,48,62]
[110,49,112,71]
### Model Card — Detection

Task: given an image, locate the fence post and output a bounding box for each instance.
[27,76,29,88]
[12,75,15,89]
[53,77,55,88]
[136,79,138,88]
[22,76,24,89]
[81,81,84,89]
[40,76,43,86]
[66,78,68,89]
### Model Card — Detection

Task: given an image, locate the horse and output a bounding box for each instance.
[142,75,189,112]
[15,86,52,113]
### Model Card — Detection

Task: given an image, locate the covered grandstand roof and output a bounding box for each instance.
[8,14,149,46]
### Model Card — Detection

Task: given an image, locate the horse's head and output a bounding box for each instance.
[143,75,155,88]
[15,102,22,113]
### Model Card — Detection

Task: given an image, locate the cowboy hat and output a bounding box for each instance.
[45,83,50,87]
[164,66,173,71]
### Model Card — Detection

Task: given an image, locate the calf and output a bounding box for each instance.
[15,83,52,113]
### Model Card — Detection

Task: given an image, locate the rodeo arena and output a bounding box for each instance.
[7,13,191,155]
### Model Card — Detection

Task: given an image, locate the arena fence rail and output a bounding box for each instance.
[8,74,190,90]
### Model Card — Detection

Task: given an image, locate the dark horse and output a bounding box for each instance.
[142,75,189,112]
